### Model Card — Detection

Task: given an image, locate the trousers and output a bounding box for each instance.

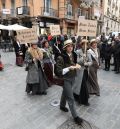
[60,78,78,118]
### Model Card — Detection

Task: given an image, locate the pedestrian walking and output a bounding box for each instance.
[55,39,83,125]
[42,40,55,85]
[73,39,92,106]
[25,41,49,95]
[87,39,100,96]
[104,40,112,71]
[12,36,23,67]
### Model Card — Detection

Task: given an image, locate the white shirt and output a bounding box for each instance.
[93,48,98,58]
[62,53,72,75]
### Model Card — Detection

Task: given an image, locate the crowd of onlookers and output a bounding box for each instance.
[98,33,120,74]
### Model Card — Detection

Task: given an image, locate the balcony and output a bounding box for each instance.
[41,7,58,18]
[16,6,30,16]
[59,7,75,20]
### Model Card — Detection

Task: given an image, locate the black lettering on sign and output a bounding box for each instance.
[79,22,87,27]
[79,29,86,32]
[88,30,95,33]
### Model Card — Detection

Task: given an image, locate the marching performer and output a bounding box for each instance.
[55,39,83,125]
[87,39,100,96]
[25,41,49,95]
[73,39,92,106]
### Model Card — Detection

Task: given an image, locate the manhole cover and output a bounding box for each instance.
[58,118,99,129]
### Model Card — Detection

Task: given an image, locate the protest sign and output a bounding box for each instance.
[78,19,97,37]
[50,25,61,35]
[16,27,38,44]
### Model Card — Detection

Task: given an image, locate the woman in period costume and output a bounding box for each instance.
[73,39,92,106]
[87,39,100,96]
[25,42,49,95]
[55,39,83,125]
[42,40,55,85]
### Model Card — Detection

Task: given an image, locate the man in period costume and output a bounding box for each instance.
[55,39,83,125]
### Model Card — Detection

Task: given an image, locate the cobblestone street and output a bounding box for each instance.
[0,50,120,129]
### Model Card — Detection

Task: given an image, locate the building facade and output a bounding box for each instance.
[0,0,106,36]
[102,0,120,35]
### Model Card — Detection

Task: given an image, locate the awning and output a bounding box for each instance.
[0,24,8,30]
[0,24,28,30]
[6,24,28,30]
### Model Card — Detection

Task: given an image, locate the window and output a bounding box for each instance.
[67,4,72,16]
[22,0,27,6]
[77,8,82,17]
[2,0,6,9]
[11,0,15,8]
[11,0,15,16]
[85,11,89,19]
[44,0,51,13]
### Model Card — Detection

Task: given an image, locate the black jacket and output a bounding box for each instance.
[55,51,77,79]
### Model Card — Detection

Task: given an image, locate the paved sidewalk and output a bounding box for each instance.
[0,51,120,129]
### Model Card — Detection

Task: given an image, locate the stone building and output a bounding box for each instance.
[102,0,120,35]
[0,0,105,36]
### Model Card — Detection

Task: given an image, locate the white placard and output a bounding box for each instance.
[50,25,61,36]
[77,19,97,37]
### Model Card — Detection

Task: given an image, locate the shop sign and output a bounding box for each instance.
[17,7,23,15]
[2,9,11,14]
[50,25,61,35]
[39,22,44,27]
[77,19,97,36]
[16,27,38,44]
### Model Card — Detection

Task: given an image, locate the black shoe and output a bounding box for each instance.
[74,116,83,125]
[96,94,100,96]
[42,91,47,95]
[104,68,107,71]
[36,92,42,95]
[84,103,90,106]
[115,71,119,74]
[60,106,69,112]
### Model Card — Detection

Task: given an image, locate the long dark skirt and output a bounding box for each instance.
[74,69,89,105]
[87,66,100,95]
[26,67,49,95]
[44,62,54,86]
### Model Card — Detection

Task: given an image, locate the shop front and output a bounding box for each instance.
[38,17,60,35]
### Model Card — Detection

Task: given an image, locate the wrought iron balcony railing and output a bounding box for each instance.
[41,7,58,18]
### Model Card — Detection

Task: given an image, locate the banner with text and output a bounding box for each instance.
[77,19,97,37]
[16,27,38,44]
[50,25,61,35]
